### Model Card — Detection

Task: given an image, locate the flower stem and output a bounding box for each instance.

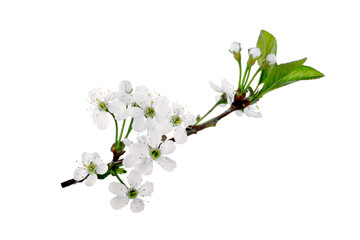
[245,68,261,90]
[238,59,242,89]
[124,118,134,139]
[108,111,119,144]
[240,66,249,89]
[114,171,128,188]
[242,66,253,89]
[194,101,222,126]
[119,119,126,141]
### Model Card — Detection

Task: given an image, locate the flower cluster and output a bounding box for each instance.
[63,30,324,213]
[78,80,199,212]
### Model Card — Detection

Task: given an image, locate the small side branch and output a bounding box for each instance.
[186,105,237,136]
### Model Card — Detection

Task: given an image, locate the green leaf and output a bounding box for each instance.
[256,30,277,66]
[260,58,307,95]
[258,63,277,84]
[273,65,325,89]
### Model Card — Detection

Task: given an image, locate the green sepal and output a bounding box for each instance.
[116,167,127,175]
[248,86,254,96]
[196,115,201,122]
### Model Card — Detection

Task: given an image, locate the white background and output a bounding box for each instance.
[0,0,359,239]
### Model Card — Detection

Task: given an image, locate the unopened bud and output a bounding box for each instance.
[260,53,277,69]
[265,53,277,65]
[247,47,262,66]
[229,42,241,61]
[230,42,241,53]
[119,80,133,94]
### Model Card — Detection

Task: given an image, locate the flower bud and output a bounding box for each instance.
[229,42,241,61]
[260,53,277,69]
[230,42,241,53]
[247,47,261,66]
[249,47,261,59]
[119,80,133,94]
[265,53,277,65]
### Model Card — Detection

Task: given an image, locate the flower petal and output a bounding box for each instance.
[145,117,156,130]
[115,109,128,121]
[108,100,126,116]
[91,152,101,164]
[123,154,138,168]
[74,167,87,181]
[135,158,153,176]
[161,140,176,155]
[128,170,142,189]
[221,79,233,95]
[147,128,161,148]
[174,126,188,144]
[89,88,103,102]
[129,143,148,158]
[138,182,154,197]
[85,173,97,186]
[123,138,132,147]
[81,152,91,166]
[157,121,173,135]
[157,157,177,172]
[172,103,184,115]
[156,96,170,105]
[182,113,196,125]
[127,106,143,118]
[118,92,132,105]
[235,110,244,117]
[110,195,129,210]
[106,92,119,102]
[155,104,172,119]
[209,81,222,93]
[95,111,110,130]
[132,117,146,132]
[108,182,128,195]
[244,105,262,118]
[130,198,145,213]
[96,163,108,175]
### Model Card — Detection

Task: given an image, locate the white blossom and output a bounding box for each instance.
[155,103,195,144]
[128,86,172,132]
[74,152,108,186]
[124,131,177,174]
[109,170,154,213]
[88,88,126,129]
[235,104,262,118]
[209,79,235,106]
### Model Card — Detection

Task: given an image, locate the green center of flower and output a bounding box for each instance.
[144,107,156,118]
[149,148,161,160]
[127,188,138,199]
[87,161,96,172]
[171,115,182,126]
[98,101,107,111]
